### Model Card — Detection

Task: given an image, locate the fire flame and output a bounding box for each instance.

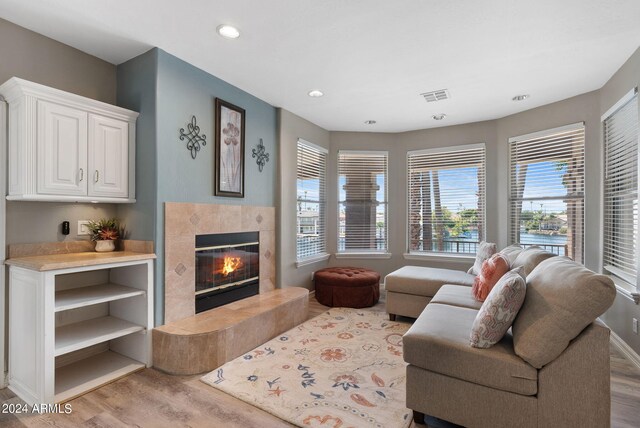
[221,256,242,276]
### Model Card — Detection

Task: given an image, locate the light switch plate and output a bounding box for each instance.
[633,318,638,335]
[78,220,91,236]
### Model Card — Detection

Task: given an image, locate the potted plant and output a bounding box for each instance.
[87,218,121,252]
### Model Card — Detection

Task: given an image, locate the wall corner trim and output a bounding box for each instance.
[609,329,640,371]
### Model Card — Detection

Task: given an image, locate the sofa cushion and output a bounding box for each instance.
[472,253,511,301]
[471,241,498,275]
[430,284,483,310]
[403,303,538,396]
[385,266,475,298]
[512,246,555,276]
[470,268,527,348]
[499,244,523,264]
[512,257,616,369]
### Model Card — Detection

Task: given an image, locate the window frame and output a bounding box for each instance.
[508,122,586,263]
[336,150,390,257]
[405,143,486,258]
[295,138,329,266]
[601,88,640,303]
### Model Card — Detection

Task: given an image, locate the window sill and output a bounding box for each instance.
[610,277,640,305]
[403,252,476,263]
[296,253,331,268]
[334,252,392,260]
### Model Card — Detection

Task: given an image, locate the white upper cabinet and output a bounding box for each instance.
[88,114,129,198]
[37,101,88,196]
[0,77,138,203]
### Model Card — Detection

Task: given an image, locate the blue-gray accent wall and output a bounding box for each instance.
[117,48,277,325]
[116,48,158,242]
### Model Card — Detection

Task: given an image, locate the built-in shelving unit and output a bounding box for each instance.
[6,253,154,405]
[55,283,145,312]
[54,350,144,403]
[55,316,145,356]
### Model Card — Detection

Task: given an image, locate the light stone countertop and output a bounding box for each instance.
[5,251,156,272]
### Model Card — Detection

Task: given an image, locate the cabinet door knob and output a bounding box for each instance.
[94,170,99,183]
[79,168,84,182]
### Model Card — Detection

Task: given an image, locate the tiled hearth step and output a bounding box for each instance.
[152,287,309,375]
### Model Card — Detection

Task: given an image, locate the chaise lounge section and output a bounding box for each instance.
[385,245,553,320]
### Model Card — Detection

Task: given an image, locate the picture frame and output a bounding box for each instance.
[214,98,245,197]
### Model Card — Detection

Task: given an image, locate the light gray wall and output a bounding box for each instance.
[6,203,118,244]
[277,109,331,290]
[597,47,640,355]
[0,17,119,245]
[0,18,115,104]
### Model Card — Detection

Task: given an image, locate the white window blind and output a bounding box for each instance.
[603,90,638,287]
[407,144,486,254]
[338,151,388,253]
[296,139,327,260]
[509,123,585,263]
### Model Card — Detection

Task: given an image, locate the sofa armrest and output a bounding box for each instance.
[537,320,611,427]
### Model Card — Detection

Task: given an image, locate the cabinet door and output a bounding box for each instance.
[88,114,129,198]
[37,101,88,196]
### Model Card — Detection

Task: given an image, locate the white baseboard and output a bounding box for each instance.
[610,330,640,370]
[308,290,315,298]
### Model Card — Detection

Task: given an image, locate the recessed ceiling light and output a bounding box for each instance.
[512,94,530,101]
[217,24,240,39]
[364,120,377,125]
[308,90,324,97]
[432,114,446,121]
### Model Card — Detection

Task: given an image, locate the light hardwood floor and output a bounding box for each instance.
[1,292,639,428]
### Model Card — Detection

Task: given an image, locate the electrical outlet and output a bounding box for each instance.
[633,318,639,335]
[311,271,315,281]
[78,220,91,236]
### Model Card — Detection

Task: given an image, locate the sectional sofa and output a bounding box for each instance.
[385,246,616,427]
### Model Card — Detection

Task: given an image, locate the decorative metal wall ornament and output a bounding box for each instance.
[179,116,207,159]
[252,138,270,172]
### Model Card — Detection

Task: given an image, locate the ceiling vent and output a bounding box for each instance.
[420,89,450,102]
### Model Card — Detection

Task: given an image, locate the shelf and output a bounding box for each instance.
[55,316,145,357]
[55,350,145,403]
[55,283,145,312]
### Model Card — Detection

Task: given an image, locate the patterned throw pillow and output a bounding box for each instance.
[472,253,511,302]
[471,241,497,276]
[470,268,526,349]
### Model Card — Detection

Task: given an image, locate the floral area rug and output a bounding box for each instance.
[201,307,412,428]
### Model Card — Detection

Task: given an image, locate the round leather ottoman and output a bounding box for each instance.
[314,267,380,308]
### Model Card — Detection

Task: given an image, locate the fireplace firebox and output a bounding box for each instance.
[195,231,259,313]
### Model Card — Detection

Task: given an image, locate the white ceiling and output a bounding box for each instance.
[0,0,639,132]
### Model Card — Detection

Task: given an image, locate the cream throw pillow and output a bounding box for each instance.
[471,241,497,276]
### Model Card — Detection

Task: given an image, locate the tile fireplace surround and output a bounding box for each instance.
[164,202,275,324]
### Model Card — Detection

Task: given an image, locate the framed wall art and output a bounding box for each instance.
[214,98,245,197]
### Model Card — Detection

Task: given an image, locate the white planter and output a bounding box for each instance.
[95,240,116,252]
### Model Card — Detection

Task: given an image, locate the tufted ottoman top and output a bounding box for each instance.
[314,267,380,287]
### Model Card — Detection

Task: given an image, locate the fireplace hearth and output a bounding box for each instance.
[195,231,259,313]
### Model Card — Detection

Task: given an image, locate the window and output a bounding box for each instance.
[509,123,585,263]
[338,151,388,253]
[296,139,327,261]
[603,89,638,288]
[407,144,486,255]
